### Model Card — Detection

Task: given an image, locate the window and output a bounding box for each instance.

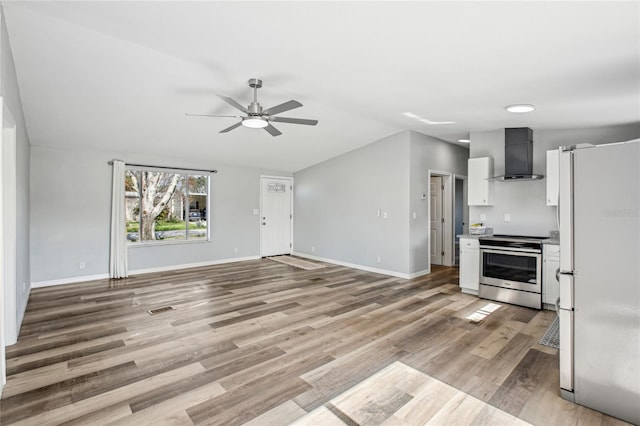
[125,167,210,244]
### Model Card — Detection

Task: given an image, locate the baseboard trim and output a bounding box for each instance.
[129,256,260,276]
[32,273,111,288]
[407,268,431,279]
[31,256,261,288]
[292,252,429,279]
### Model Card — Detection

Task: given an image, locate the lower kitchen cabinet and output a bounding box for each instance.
[543,244,560,309]
[459,237,479,295]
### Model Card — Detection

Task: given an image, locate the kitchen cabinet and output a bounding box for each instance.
[546,149,559,206]
[468,157,494,206]
[459,237,480,295]
[543,244,560,309]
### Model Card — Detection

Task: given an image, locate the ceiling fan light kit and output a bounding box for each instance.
[242,117,268,128]
[186,78,318,136]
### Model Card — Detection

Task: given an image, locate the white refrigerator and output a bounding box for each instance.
[558,140,640,425]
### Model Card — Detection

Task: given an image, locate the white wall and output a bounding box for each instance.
[469,124,640,236]
[30,145,290,283]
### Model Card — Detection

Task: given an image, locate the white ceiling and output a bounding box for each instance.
[3,1,639,172]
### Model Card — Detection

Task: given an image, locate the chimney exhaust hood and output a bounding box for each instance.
[489,127,544,181]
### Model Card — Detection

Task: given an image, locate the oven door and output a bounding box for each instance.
[480,248,542,293]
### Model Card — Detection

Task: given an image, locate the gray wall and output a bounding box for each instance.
[294,131,411,274]
[408,131,469,273]
[469,124,640,236]
[30,145,289,283]
[1,9,31,337]
[293,130,469,276]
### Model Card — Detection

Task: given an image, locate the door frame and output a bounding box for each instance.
[0,97,17,396]
[259,175,293,257]
[427,170,453,267]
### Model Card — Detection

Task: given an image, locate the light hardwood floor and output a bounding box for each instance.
[0,259,629,425]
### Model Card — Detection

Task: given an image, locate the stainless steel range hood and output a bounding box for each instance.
[489,127,544,181]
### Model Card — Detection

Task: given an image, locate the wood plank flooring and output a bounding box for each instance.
[0,258,630,425]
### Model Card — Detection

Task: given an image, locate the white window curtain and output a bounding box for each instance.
[109,160,128,278]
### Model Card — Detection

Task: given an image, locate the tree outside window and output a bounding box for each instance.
[125,168,209,243]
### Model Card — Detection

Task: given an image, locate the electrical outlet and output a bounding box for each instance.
[311,246,315,253]
[504,213,511,222]
[22,282,26,292]
[480,214,486,221]
[376,256,382,263]
[79,262,85,270]
[412,212,417,219]
[233,247,238,253]
[382,212,388,219]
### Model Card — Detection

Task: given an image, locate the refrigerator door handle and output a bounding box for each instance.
[559,150,573,272]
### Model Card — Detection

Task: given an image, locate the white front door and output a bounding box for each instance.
[260,177,292,257]
[430,176,444,265]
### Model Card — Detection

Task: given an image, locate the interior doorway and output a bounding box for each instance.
[428,171,453,268]
[453,175,468,265]
[430,176,444,265]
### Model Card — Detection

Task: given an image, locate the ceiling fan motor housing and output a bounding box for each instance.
[248,102,263,115]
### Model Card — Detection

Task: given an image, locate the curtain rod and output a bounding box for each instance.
[108,160,217,174]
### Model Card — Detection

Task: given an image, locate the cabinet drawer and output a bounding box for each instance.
[460,238,479,249]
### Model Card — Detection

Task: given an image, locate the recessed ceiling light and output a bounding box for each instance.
[505,104,536,113]
[458,138,470,143]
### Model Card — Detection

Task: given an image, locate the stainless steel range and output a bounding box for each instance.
[478,234,545,309]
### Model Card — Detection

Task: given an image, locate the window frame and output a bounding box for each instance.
[125,165,211,247]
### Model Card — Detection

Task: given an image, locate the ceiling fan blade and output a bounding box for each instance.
[217,95,248,113]
[263,100,302,116]
[185,113,242,118]
[219,121,243,133]
[263,123,282,137]
[269,116,318,126]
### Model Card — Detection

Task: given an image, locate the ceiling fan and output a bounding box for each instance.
[186,78,318,136]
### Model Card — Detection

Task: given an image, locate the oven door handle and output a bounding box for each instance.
[479,246,542,254]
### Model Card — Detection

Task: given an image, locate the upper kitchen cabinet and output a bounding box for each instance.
[546,149,559,206]
[468,157,495,206]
